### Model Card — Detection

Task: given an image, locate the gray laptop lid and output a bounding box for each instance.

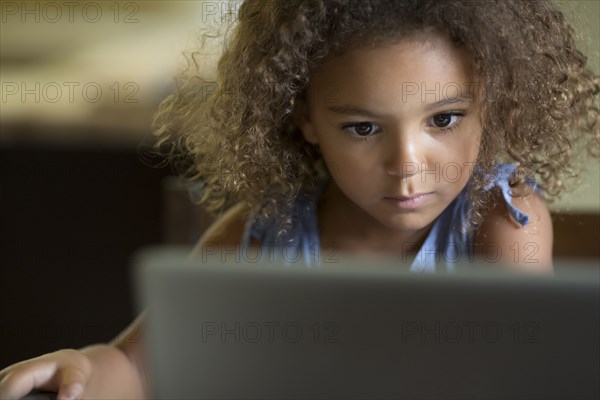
[134,247,599,399]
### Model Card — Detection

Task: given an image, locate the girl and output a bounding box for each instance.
[1,0,598,399]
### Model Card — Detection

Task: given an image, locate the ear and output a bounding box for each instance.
[293,98,319,145]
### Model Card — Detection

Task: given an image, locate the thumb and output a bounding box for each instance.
[56,368,86,400]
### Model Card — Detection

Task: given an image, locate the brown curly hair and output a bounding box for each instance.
[149,0,599,234]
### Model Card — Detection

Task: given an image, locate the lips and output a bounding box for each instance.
[382,192,433,210]
[384,192,431,201]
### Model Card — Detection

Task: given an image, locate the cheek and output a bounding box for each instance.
[320,144,359,181]
[441,125,481,163]
[318,141,380,188]
[429,137,480,188]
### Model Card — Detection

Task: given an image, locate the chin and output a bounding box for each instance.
[378,214,436,233]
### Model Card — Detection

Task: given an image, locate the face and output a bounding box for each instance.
[297,33,482,234]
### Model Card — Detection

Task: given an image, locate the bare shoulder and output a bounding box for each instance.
[188,202,254,260]
[473,187,553,273]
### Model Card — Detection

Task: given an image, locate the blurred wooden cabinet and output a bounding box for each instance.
[162,176,215,246]
[551,212,600,259]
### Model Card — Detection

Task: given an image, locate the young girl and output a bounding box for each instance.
[1,0,598,398]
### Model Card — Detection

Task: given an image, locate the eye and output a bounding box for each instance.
[427,112,465,133]
[341,121,381,138]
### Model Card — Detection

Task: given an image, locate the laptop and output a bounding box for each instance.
[134,246,599,399]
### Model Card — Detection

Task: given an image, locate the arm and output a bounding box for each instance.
[188,201,253,260]
[473,189,553,273]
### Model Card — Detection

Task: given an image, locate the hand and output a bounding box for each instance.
[0,349,91,400]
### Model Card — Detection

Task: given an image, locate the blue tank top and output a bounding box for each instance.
[241,163,540,272]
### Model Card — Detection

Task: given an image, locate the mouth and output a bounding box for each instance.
[383,192,432,209]
[384,192,431,201]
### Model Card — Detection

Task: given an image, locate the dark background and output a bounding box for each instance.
[0,135,173,368]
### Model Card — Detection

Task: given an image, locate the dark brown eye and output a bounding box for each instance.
[433,114,452,127]
[354,122,374,136]
[340,121,382,138]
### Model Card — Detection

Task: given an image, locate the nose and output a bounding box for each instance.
[384,132,423,178]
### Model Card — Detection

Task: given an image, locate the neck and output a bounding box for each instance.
[317,180,433,257]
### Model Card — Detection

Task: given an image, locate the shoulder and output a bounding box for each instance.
[473,187,553,273]
[188,202,254,260]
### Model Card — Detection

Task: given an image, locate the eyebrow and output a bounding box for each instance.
[327,96,473,117]
[423,96,473,110]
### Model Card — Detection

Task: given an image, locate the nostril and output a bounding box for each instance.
[386,161,419,177]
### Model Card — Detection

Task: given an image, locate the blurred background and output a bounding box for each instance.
[1,0,598,368]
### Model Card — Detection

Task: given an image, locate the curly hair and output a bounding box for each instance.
[150,0,599,235]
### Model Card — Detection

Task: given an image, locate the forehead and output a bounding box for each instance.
[308,33,477,106]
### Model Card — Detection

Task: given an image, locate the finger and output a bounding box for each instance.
[0,358,33,381]
[0,365,12,382]
[56,367,87,400]
[0,361,56,400]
